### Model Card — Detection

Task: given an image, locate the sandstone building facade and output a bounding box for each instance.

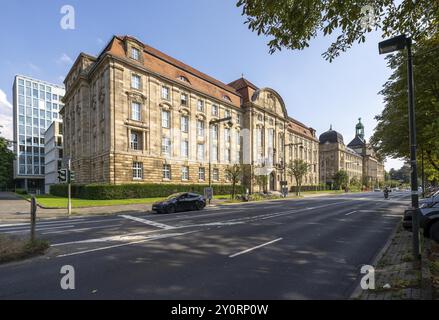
[61,35,319,192]
[319,119,385,188]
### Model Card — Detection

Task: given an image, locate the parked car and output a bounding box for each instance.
[403,201,439,243]
[419,202,439,243]
[152,192,206,214]
[420,190,439,207]
[374,188,382,192]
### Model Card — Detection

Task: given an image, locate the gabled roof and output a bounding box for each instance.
[228,77,258,91]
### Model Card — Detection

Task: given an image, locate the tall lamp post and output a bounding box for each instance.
[208,116,232,203]
[379,34,420,260]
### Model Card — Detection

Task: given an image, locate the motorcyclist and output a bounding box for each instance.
[384,187,390,199]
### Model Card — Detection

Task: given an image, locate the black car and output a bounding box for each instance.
[403,202,439,243]
[152,192,206,214]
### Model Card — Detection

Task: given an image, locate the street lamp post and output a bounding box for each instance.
[379,34,420,260]
[208,116,232,203]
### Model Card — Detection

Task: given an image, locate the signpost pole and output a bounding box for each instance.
[67,159,72,216]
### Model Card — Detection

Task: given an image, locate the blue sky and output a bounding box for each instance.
[0,0,403,170]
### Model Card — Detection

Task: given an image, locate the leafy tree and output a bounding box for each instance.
[349,176,361,189]
[333,170,349,190]
[370,35,439,180]
[253,170,268,193]
[225,164,243,199]
[0,134,15,191]
[236,0,439,61]
[287,159,310,196]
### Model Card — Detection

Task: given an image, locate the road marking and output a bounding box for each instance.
[229,238,283,258]
[2,224,76,234]
[56,231,196,258]
[42,224,121,235]
[383,214,402,218]
[345,211,357,216]
[119,215,174,229]
[0,218,86,229]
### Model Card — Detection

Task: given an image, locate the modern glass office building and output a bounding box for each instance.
[12,75,65,193]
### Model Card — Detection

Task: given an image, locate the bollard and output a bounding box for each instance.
[30,196,37,242]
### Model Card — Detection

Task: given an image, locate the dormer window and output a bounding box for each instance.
[131,47,140,61]
[178,75,190,84]
[223,95,232,102]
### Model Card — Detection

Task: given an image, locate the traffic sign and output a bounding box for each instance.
[58,169,67,182]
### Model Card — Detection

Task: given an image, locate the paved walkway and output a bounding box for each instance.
[354,223,432,300]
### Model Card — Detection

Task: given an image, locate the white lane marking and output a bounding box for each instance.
[229,238,283,258]
[345,211,358,216]
[119,215,174,230]
[0,219,86,229]
[56,231,196,258]
[383,214,402,218]
[3,224,76,234]
[42,224,121,235]
[0,218,121,231]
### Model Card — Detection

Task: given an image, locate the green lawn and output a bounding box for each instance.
[21,194,232,209]
[21,194,166,208]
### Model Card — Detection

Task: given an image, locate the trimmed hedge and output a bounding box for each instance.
[290,185,331,192]
[50,183,245,200]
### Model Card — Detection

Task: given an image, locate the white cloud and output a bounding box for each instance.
[0,89,13,140]
[97,38,104,45]
[57,53,73,65]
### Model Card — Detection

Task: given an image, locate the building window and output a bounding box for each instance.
[181,93,188,106]
[181,115,189,133]
[161,86,170,100]
[225,109,231,118]
[131,47,140,60]
[223,95,232,102]
[212,168,219,181]
[181,166,189,180]
[225,148,231,163]
[162,110,170,128]
[130,131,140,150]
[211,124,218,140]
[181,140,189,158]
[197,120,205,137]
[237,114,242,125]
[212,144,218,162]
[133,162,143,180]
[162,137,171,156]
[197,143,205,161]
[212,104,218,116]
[131,102,141,121]
[163,164,171,180]
[131,74,141,90]
[178,75,189,83]
[224,128,231,143]
[197,100,204,112]
[198,167,205,181]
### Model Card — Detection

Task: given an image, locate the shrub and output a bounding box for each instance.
[50,183,245,200]
[15,188,27,195]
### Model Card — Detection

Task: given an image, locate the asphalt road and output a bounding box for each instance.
[0,192,410,299]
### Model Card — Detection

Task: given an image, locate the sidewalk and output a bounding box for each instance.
[354,223,433,300]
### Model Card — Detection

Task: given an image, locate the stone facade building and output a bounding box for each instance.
[319,119,385,188]
[61,35,319,192]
